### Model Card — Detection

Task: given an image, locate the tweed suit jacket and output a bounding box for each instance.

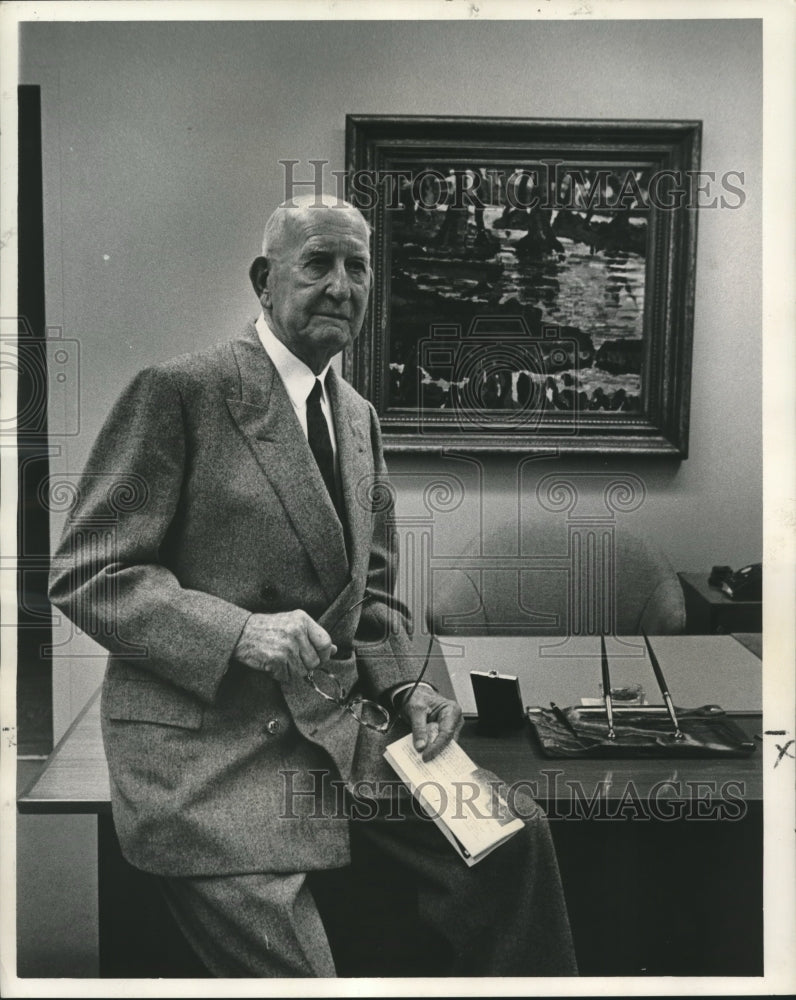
[48,322,418,877]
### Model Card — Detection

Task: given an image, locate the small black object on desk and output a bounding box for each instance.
[470,669,525,734]
[678,571,762,634]
[708,563,762,601]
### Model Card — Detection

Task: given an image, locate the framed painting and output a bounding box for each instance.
[344,115,701,455]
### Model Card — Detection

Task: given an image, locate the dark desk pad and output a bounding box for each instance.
[527,704,757,758]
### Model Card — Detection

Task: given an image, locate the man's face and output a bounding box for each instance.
[265,207,372,373]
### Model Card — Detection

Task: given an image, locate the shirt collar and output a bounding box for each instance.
[254,312,332,409]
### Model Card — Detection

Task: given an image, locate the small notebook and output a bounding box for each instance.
[383,734,524,866]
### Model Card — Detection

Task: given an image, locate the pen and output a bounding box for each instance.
[549,701,601,750]
[642,632,684,740]
[600,635,617,740]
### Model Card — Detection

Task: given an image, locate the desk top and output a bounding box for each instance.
[439,634,762,715]
[18,635,762,814]
[19,688,110,814]
[442,634,762,803]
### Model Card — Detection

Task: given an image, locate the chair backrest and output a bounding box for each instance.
[428,511,685,636]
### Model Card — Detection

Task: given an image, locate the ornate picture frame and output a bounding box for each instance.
[344,115,701,455]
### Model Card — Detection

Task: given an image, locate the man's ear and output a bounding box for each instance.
[249,257,269,299]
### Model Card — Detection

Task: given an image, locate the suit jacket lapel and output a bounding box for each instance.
[326,368,373,588]
[226,325,350,603]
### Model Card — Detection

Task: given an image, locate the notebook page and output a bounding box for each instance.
[384,734,523,857]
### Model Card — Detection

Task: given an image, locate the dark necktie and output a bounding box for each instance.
[306,378,341,516]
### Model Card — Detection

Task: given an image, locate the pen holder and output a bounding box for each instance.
[598,683,646,707]
[527,704,757,758]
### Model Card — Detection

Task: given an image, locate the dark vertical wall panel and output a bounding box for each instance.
[18,84,53,755]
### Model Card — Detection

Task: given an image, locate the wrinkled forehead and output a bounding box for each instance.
[284,206,371,255]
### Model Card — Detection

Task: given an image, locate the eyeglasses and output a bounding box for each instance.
[304,596,434,733]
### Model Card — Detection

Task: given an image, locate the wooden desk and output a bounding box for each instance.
[19,634,763,977]
[19,688,109,815]
[439,633,762,798]
[438,633,763,977]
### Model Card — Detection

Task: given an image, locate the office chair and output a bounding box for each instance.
[427,510,685,637]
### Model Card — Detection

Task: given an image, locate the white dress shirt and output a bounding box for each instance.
[255,312,338,466]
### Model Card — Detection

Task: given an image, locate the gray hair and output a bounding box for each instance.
[260,192,370,257]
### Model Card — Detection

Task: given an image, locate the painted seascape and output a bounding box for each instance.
[387,166,649,417]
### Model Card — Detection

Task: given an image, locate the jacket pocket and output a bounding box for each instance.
[104,677,204,730]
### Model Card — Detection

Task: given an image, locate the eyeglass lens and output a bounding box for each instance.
[347,698,391,732]
[308,667,344,702]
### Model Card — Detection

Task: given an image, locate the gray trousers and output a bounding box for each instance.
[161,791,578,978]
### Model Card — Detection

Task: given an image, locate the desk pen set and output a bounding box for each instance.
[526,634,757,759]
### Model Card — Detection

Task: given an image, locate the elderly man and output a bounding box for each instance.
[49,194,576,978]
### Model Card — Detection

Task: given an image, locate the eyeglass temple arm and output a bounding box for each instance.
[323,594,372,636]
[396,633,436,709]
[324,596,433,708]
[326,590,414,636]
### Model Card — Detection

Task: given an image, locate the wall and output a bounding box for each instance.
[17,16,762,974]
[21,17,763,735]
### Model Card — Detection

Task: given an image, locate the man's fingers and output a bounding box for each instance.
[422,703,460,761]
[290,612,334,672]
[294,626,321,672]
[234,611,337,681]
[406,702,429,753]
[304,616,335,660]
[402,691,465,759]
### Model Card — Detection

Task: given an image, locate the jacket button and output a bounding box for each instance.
[265,719,281,735]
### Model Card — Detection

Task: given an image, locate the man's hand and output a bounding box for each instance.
[400,686,464,762]
[233,611,336,684]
